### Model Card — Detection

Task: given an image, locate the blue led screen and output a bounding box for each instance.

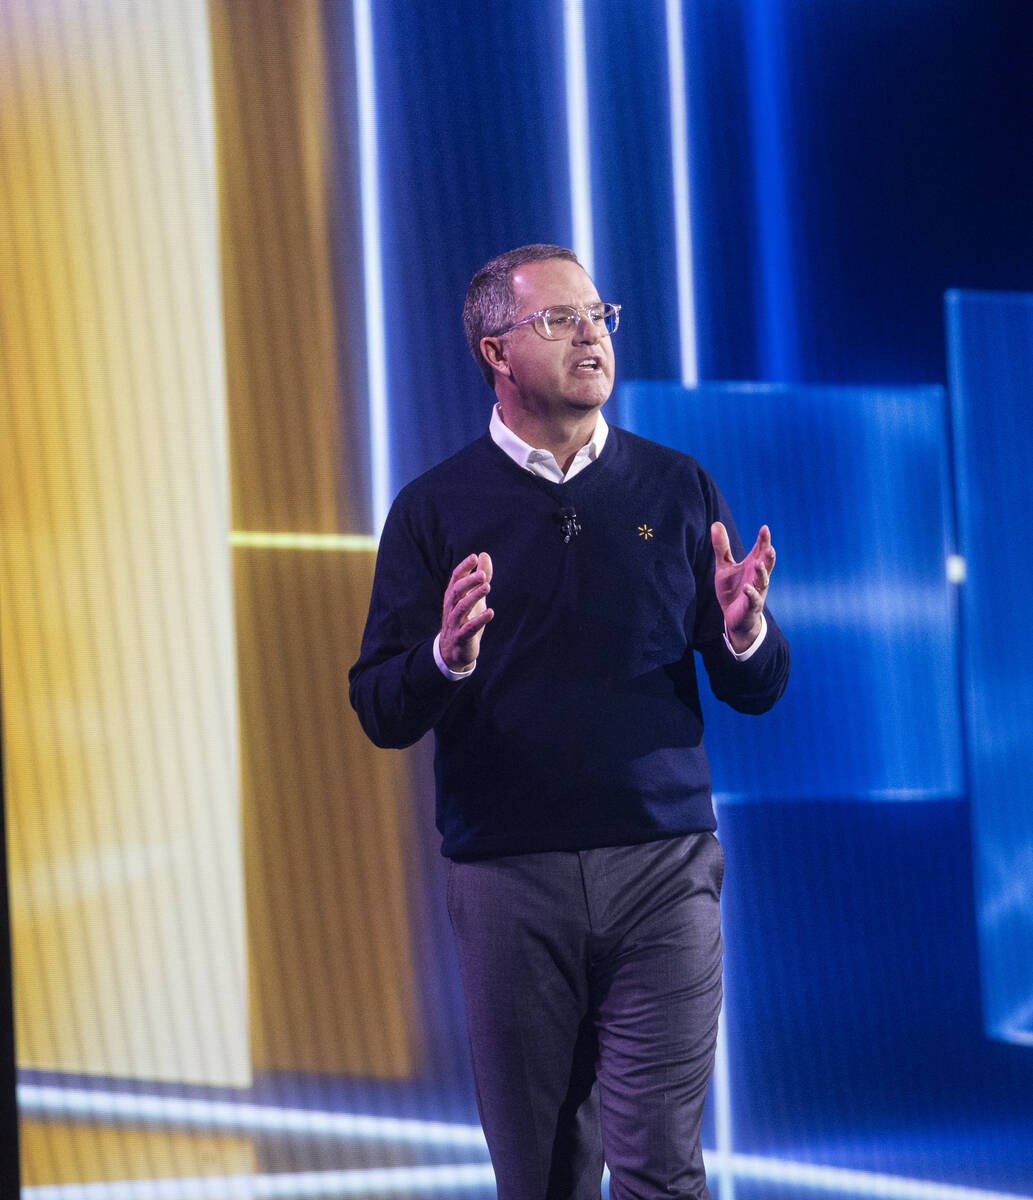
[685,0,1033,386]
[620,381,964,803]
[947,290,1033,1047]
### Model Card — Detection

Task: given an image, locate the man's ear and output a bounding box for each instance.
[480,335,510,377]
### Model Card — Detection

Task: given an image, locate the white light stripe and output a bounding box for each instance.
[18,1087,1029,1200]
[562,0,593,276]
[712,1008,735,1200]
[229,531,379,551]
[353,0,391,534]
[704,1151,1028,1200]
[17,1151,1029,1200]
[17,1086,487,1146]
[665,0,698,387]
[21,1164,497,1200]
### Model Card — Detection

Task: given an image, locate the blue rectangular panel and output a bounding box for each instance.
[620,381,963,803]
[946,290,1033,1046]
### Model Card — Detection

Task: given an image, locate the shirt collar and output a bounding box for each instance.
[489,403,608,481]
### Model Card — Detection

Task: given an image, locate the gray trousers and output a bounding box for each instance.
[446,832,724,1200]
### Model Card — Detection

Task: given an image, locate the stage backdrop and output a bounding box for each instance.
[3,1,1033,1197]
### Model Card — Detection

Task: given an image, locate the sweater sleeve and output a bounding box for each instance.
[348,495,469,748]
[691,468,791,715]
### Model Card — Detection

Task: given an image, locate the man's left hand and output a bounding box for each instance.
[711,521,775,654]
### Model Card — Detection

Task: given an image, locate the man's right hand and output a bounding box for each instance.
[440,553,494,672]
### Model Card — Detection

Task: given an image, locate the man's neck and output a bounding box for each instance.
[496,401,601,474]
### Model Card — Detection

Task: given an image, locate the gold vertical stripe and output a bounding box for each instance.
[1,0,249,1085]
[209,0,346,534]
[236,546,418,1076]
[209,0,419,1077]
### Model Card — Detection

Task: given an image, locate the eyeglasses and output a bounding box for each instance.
[494,302,621,341]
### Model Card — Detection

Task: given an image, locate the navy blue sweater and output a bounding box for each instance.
[349,427,789,859]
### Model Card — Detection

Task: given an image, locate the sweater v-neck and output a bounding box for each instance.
[480,425,620,504]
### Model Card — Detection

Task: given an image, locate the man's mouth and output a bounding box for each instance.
[574,357,601,373]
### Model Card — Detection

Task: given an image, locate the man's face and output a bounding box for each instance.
[495,258,615,417]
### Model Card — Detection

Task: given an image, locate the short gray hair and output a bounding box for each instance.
[463,244,582,388]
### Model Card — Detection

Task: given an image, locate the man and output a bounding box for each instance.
[349,244,789,1199]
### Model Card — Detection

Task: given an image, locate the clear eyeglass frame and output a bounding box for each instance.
[495,302,621,341]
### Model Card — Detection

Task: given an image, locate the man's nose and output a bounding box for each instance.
[574,311,604,342]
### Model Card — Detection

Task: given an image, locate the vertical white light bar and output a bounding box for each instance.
[353,0,391,532]
[665,0,699,387]
[563,0,594,276]
[713,1006,736,1200]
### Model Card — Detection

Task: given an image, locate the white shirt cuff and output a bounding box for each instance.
[723,613,768,661]
[433,632,477,681]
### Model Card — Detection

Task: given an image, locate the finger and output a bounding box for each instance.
[457,606,494,639]
[448,553,492,602]
[468,553,493,619]
[744,524,768,560]
[759,527,776,573]
[749,526,775,573]
[451,581,491,626]
[449,603,494,650]
[447,564,487,607]
[449,554,478,585]
[710,521,734,565]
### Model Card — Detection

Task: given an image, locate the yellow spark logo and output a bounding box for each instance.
[637,525,654,539]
